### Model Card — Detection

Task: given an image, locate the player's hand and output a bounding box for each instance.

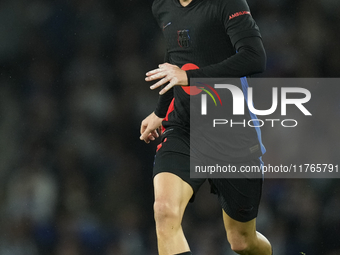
[140,112,163,143]
[145,63,188,95]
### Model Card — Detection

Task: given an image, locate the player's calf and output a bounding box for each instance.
[227,230,272,255]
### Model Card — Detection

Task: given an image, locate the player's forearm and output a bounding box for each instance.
[186,36,266,80]
[154,87,174,118]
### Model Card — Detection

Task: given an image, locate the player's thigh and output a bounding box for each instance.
[153,172,193,217]
[209,158,263,222]
[153,128,205,204]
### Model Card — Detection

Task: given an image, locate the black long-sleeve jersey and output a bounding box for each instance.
[152,0,266,161]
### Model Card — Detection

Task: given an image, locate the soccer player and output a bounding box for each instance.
[140,0,272,254]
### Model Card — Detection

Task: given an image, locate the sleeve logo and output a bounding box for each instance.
[229,11,251,20]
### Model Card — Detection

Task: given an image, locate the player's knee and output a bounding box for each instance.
[227,231,253,254]
[153,199,181,224]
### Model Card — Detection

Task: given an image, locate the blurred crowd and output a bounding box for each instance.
[0,0,339,254]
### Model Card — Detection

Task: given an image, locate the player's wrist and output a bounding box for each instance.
[184,70,189,86]
[179,70,189,86]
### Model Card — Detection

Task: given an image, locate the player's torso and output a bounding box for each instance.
[153,0,238,127]
[153,0,235,67]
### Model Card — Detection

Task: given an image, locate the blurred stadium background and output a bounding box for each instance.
[0,0,339,254]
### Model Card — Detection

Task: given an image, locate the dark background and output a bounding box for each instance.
[0,0,339,254]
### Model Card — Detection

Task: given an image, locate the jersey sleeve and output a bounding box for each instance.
[152,0,165,29]
[152,0,173,118]
[186,36,266,80]
[154,51,174,118]
[185,0,265,80]
[222,0,262,47]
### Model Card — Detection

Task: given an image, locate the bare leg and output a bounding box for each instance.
[223,210,272,255]
[154,172,193,255]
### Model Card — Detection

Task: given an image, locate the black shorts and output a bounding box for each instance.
[153,127,263,222]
